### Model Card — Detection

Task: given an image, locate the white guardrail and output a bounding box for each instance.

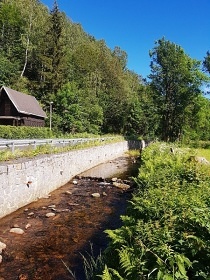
[0,137,114,153]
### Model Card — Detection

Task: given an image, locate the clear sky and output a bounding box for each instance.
[41,0,210,79]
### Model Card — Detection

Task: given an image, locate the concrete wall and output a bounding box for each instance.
[0,141,128,219]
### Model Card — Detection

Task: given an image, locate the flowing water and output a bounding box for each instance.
[0,155,139,280]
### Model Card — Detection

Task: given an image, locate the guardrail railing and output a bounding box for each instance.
[0,137,114,153]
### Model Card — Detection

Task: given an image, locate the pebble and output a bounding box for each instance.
[10,228,25,235]
[18,274,28,280]
[65,191,72,195]
[91,193,100,198]
[0,255,2,264]
[72,180,78,185]
[61,209,70,212]
[46,212,56,218]
[111,177,118,182]
[102,192,107,196]
[48,205,56,208]
[0,241,6,253]
[28,212,34,216]
[113,182,130,190]
[25,223,31,230]
[13,224,19,228]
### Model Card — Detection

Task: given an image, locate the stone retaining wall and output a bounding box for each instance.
[0,141,129,219]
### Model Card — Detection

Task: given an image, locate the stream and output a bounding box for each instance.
[0,155,139,280]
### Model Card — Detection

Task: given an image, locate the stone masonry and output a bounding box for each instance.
[0,141,128,219]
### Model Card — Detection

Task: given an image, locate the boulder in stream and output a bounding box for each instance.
[10,228,25,235]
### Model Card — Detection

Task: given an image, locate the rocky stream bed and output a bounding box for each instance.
[0,156,139,280]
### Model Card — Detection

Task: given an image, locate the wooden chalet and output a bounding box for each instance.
[0,86,47,127]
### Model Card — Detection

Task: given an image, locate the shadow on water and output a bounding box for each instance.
[0,155,140,280]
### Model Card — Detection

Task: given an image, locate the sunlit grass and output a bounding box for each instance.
[126,149,140,157]
[0,136,124,162]
[195,148,210,161]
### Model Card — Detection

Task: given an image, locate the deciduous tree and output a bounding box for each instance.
[149,38,208,142]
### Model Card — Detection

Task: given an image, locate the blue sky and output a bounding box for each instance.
[41,0,210,79]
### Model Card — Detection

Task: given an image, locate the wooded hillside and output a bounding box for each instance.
[0,0,209,141]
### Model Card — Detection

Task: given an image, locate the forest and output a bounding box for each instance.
[0,0,210,142]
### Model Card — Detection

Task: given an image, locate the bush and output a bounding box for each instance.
[96,143,210,279]
[0,125,53,139]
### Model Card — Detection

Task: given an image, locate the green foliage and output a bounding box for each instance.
[203,51,210,74]
[52,82,103,134]
[0,125,53,139]
[80,244,107,280]
[0,50,20,85]
[0,1,210,139]
[97,143,210,279]
[149,38,209,142]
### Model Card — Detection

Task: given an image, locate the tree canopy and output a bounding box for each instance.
[0,1,210,141]
[149,38,209,142]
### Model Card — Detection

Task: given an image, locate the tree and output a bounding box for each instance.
[182,95,210,142]
[203,51,210,74]
[37,0,68,99]
[149,38,208,142]
[0,0,25,83]
[0,50,19,85]
[53,82,103,134]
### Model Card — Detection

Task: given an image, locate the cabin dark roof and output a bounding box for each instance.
[0,86,47,118]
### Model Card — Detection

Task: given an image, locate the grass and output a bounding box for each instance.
[125,149,140,158]
[195,148,210,161]
[0,136,124,162]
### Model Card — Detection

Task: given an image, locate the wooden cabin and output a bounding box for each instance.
[0,86,47,127]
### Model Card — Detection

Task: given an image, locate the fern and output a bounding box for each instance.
[98,265,113,280]
[98,265,124,280]
[118,247,136,276]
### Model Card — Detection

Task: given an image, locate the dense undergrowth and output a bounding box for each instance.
[0,125,115,140]
[85,143,210,279]
[0,125,53,139]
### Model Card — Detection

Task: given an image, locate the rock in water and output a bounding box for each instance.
[91,193,100,198]
[10,228,25,235]
[0,241,6,253]
[113,182,130,190]
[46,212,56,218]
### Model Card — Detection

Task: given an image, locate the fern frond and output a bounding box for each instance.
[118,247,136,276]
[98,265,113,280]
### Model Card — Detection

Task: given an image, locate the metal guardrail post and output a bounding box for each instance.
[12,142,15,153]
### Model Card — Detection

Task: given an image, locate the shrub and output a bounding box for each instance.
[0,125,53,139]
[97,143,210,279]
